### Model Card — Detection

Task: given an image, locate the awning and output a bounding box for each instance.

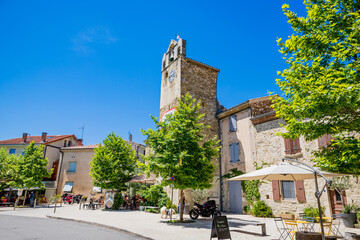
[92,186,102,193]
[62,182,73,192]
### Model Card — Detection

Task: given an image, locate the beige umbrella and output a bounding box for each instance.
[228,158,347,240]
[228,162,343,181]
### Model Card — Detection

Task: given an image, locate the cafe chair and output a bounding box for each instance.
[302,217,316,232]
[284,220,299,240]
[331,214,343,238]
[274,217,291,240]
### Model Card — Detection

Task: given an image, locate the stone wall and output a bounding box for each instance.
[254,118,333,217]
[181,57,221,206]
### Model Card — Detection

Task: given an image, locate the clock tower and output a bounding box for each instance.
[160,37,221,205]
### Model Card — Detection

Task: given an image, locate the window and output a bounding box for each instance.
[9,149,16,154]
[68,162,77,173]
[62,182,74,192]
[284,138,301,154]
[281,181,296,199]
[229,115,237,132]
[63,140,67,147]
[230,143,240,163]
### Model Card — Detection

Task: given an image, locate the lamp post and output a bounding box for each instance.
[282,158,331,240]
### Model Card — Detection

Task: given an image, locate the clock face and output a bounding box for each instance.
[168,69,175,83]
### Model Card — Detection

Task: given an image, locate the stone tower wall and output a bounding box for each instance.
[180,57,220,203]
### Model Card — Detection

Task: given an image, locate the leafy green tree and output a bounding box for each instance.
[272,0,360,173]
[0,148,19,191]
[90,132,137,191]
[141,93,220,221]
[13,142,52,207]
[14,142,52,189]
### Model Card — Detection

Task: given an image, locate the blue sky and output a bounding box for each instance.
[0,0,307,145]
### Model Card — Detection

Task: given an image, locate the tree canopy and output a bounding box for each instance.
[90,132,137,191]
[13,142,52,189]
[0,148,18,191]
[141,93,219,190]
[272,0,360,173]
[141,93,219,221]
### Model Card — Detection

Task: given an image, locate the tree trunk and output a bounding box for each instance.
[180,189,184,222]
[23,189,28,207]
[13,197,19,210]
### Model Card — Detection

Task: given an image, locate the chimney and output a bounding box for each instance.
[22,133,28,143]
[77,139,83,146]
[129,134,132,142]
[41,132,47,142]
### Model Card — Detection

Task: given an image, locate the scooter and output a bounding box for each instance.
[189,200,221,219]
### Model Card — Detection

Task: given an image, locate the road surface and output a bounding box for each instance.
[0,214,142,240]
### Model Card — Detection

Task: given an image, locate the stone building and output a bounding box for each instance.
[218,96,360,216]
[160,37,221,207]
[158,37,360,216]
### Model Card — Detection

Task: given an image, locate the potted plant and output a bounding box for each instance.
[340,204,358,228]
[279,212,295,220]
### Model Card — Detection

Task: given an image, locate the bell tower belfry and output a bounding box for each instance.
[160,38,187,118]
[159,37,221,206]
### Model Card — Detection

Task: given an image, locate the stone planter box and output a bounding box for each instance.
[279,213,295,220]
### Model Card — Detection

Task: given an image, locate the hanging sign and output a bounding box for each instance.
[210,215,232,240]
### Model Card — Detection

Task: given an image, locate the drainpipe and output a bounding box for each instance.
[216,100,223,212]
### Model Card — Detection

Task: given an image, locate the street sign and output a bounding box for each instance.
[105,192,114,209]
[17,189,23,196]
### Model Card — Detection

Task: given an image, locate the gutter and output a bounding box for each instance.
[216,100,223,212]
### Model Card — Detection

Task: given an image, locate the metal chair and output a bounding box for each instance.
[274,217,291,240]
[331,214,343,238]
[303,217,316,232]
[284,220,299,240]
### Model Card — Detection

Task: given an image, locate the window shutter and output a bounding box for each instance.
[318,135,326,148]
[295,180,306,202]
[272,180,281,201]
[292,138,301,154]
[230,144,235,162]
[284,138,291,154]
[234,143,240,162]
[229,115,237,132]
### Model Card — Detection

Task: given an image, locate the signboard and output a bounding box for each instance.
[17,189,23,196]
[210,216,231,240]
[105,192,114,209]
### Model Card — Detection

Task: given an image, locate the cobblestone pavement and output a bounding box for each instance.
[1,205,359,239]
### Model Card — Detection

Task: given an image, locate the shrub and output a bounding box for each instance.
[342,204,358,214]
[304,206,325,218]
[243,205,251,214]
[112,192,124,210]
[252,201,274,218]
[143,185,169,207]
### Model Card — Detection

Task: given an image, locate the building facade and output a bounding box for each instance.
[0,132,82,199]
[57,140,147,196]
[217,96,360,216]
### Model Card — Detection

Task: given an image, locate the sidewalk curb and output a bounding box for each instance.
[46,215,154,240]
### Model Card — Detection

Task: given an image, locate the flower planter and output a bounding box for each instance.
[340,213,357,228]
[279,213,295,220]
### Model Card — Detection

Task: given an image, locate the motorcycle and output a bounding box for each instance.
[189,200,221,219]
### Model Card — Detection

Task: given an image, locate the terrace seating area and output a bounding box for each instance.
[274,214,343,240]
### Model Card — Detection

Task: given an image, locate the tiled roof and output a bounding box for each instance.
[0,135,77,145]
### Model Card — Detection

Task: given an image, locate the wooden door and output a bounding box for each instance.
[229,181,242,213]
[329,190,346,214]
